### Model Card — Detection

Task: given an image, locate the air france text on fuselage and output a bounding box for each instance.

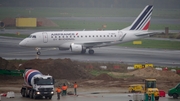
[51,33,75,40]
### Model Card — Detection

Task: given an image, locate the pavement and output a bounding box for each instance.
[0,93,179,101]
[0,36,180,67]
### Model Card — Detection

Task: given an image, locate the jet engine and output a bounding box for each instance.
[70,44,83,53]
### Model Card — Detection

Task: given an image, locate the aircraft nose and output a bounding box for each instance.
[19,40,26,46]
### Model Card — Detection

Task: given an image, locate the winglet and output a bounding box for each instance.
[123,5,153,31]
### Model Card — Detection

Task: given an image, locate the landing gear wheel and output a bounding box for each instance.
[36,48,41,55]
[37,51,41,55]
[88,49,94,54]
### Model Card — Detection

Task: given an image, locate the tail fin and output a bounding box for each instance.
[123,5,153,31]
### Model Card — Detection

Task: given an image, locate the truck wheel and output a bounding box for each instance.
[24,90,28,97]
[21,89,25,97]
[30,90,33,99]
[33,91,36,99]
[49,96,52,99]
[173,93,178,99]
[155,96,159,100]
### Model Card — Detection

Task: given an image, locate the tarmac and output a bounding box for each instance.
[0,93,179,101]
[0,36,180,67]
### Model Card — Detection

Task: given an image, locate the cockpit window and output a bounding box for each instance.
[32,35,36,38]
[28,35,36,38]
[28,35,32,38]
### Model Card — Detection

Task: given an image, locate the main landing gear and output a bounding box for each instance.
[88,49,94,55]
[81,49,94,55]
[81,49,86,54]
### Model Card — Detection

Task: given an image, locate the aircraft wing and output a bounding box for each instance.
[73,40,118,48]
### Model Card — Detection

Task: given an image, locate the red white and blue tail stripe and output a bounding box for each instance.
[124,5,153,31]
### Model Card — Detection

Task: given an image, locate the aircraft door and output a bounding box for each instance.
[118,31,123,38]
[118,31,125,41]
[42,32,48,43]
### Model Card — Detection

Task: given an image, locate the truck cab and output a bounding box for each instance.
[33,76,54,98]
[168,83,180,99]
[145,79,159,100]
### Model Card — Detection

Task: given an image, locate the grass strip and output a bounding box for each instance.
[0,33,28,38]
[119,39,180,50]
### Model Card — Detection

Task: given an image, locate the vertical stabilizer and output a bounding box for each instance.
[123,5,153,31]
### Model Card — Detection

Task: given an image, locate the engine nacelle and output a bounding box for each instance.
[70,44,83,53]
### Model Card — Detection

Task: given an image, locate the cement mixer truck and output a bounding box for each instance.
[20,69,54,99]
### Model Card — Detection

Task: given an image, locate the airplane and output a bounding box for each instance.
[19,5,153,55]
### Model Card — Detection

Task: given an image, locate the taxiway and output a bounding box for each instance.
[0,36,180,67]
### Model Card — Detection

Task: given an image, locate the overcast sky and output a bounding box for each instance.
[0,0,179,9]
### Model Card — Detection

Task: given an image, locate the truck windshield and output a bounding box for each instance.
[146,81,156,88]
[175,84,180,89]
[36,78,53,85]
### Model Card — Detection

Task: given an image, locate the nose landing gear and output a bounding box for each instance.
[35,48,41,55]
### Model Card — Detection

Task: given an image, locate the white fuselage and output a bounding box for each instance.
[19,30,148,49]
